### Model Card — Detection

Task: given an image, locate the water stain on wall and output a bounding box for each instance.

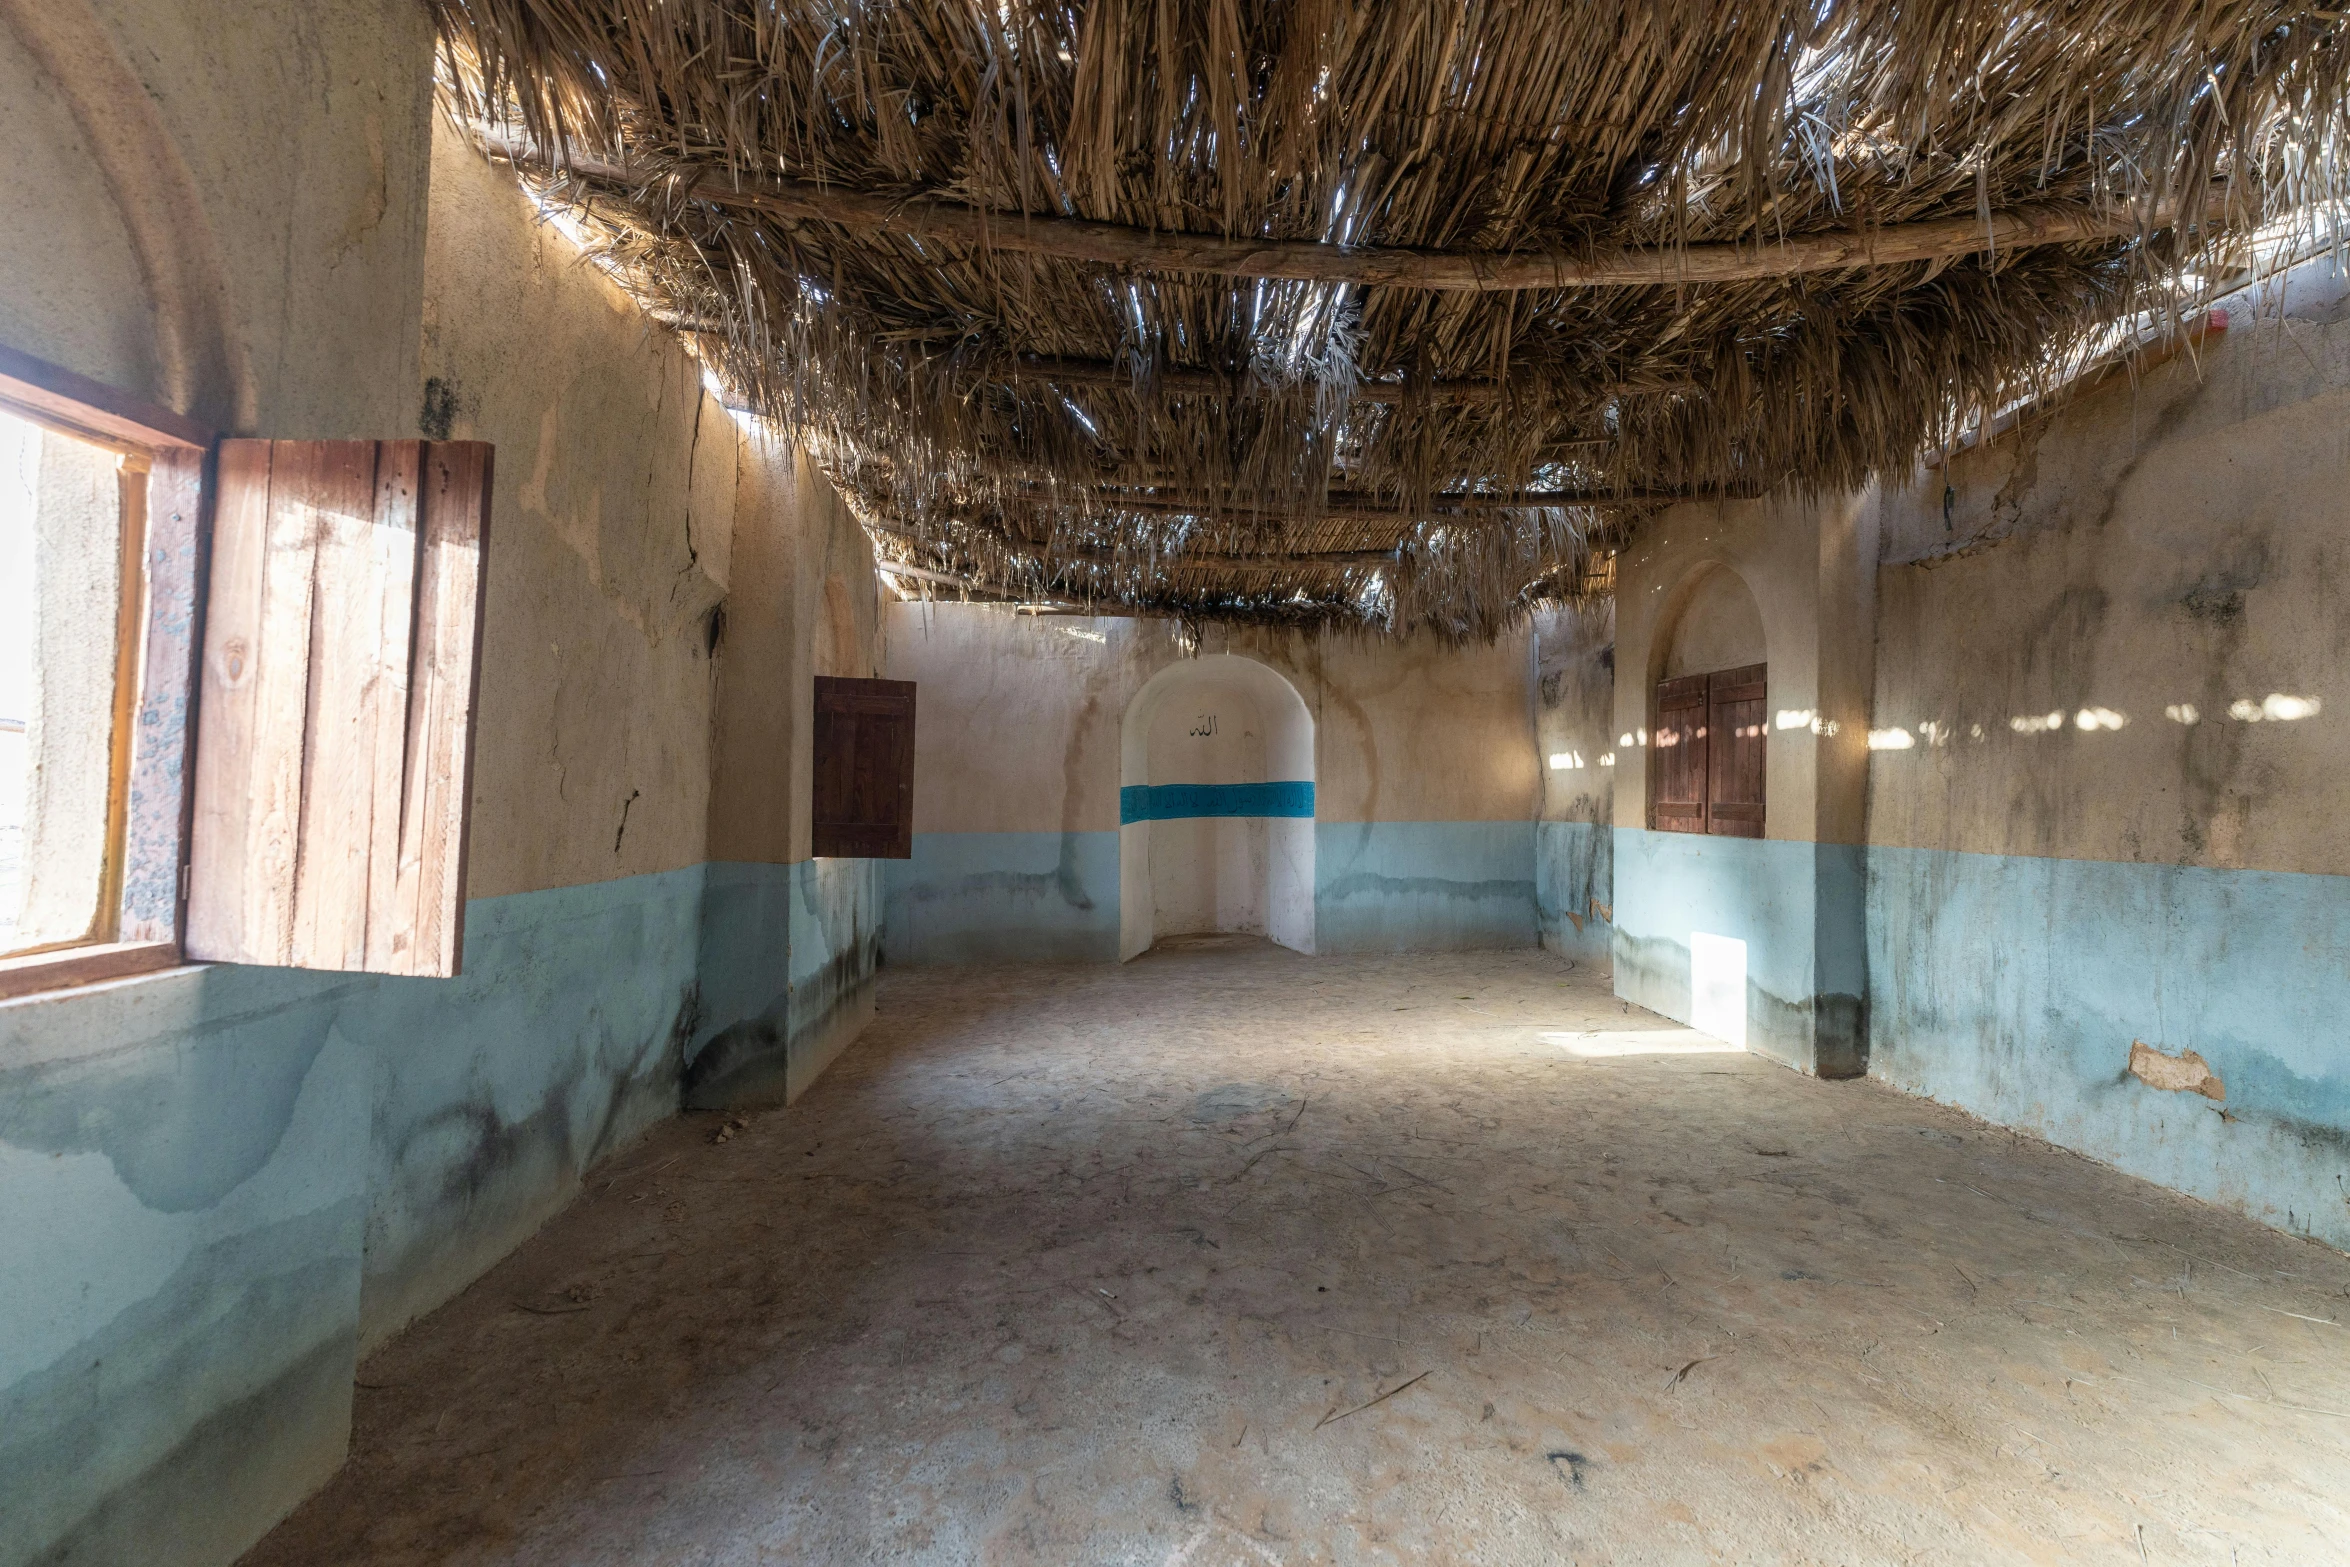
[4,1236,357,1567]
[2167,536,2271,860]
[0,986,356,1212]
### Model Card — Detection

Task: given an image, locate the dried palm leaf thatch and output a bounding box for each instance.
[432,0,2350,639]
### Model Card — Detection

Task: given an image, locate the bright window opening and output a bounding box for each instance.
[1,408,141,959]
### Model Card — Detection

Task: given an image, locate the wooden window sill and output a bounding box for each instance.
[0,940,183,1001]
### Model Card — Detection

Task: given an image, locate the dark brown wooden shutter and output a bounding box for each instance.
[1649,673,1709,833]
[812,676,915,859]
[1650,663,1767,837]
[1705,662,1767,838]
[187,440,491,974]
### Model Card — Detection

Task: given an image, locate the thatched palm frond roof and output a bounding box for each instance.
[433,0,2347,637]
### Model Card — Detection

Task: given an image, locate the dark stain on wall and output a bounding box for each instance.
[1988,420,2045,538]
[1054,682,1104,913]
[2167,536,2271,856]
[5,1209,358,1566]
[1301,645,1379,822]
[905,845,1099,918]
[681,1012,781,1110]
[1805,992,1869,1080]
[789,926,884,1064]
[2207,1049,2350,1164]
[1535,824,1613,948]
[418,375,460,440]
[0,985,352,1213]
[2177,542,2270,628]
[2026,583,2111,711]
[2002,582,2112,846]
[365,974,697,1342]
[685,911,880,1112]
[1319,869,1533,906]
[420,1022,673,1224]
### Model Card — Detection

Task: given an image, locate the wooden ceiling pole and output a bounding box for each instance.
[1005,486,1708,517]
[472,127,2227,293]
[871,513,1423,572]
[1000,356,1689,407]
[642,311,1687,409]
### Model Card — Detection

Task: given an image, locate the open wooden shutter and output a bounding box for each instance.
[187,440,491,974]
[1649,673,1709,833]
[1705,662,1767,838]
[812,676,915,859]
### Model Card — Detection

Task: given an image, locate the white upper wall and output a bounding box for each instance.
[1663,565,1769,679]
[887,605,1537,834]
[0,0,433,437]
[1868,258,2350,875]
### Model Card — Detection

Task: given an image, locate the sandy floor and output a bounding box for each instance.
[245,941,2350,1566]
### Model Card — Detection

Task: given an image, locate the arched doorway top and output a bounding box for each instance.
[1121,654,1313,785]
[1660,563,1767,681]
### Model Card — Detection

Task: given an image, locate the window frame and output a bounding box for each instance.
[1648,661,1768,839]
[0,344,213,999]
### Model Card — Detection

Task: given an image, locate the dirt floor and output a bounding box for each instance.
[245,941,2350,1566]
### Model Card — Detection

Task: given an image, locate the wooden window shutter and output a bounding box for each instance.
[1649,673,1709,833]
[811,676,915,859]
[187,440,491,974]
[1705,662,1767,838]
[1649,664,1767,836]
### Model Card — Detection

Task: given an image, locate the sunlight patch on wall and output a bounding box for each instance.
[2230,693,2321,722]
[1690,932,1748,1049]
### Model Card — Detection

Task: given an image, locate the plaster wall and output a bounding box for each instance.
[1610,494,1877,1074]
[0,8,439,1559]
[0,34,879,1566]
[1865,258,2350,1250]
[15,432,120,948]
[691,439,886,1112]
[882,605,1539,962]
[1662,566,1768,678]
[708,443,885,867]
[1532,603,1618,971]
[0,0,432,438]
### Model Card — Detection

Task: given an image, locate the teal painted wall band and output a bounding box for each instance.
[1120,781,1315,823]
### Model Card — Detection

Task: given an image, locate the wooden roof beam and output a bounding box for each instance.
[1001,486,1710,518]
[999,356,1688,408]
[641,310,1678,409]
[472,126,2229,293]
[873,516,1415,573]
